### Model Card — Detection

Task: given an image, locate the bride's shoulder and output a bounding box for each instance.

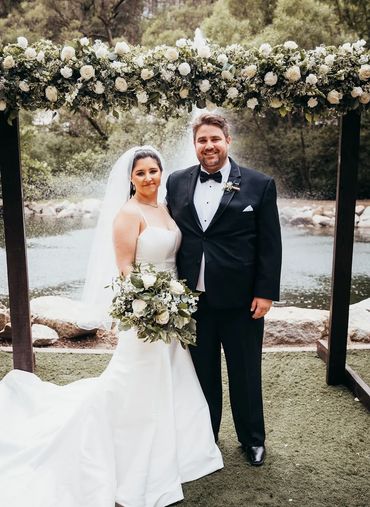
[114,200,141,226]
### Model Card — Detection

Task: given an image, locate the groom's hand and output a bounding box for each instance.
[250,297,272,319]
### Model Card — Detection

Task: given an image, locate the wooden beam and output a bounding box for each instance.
[0,112,33,372]
[317,340,370,411]
[327,111,361,385]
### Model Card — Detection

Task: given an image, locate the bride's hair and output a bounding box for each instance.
[130,149,163,197]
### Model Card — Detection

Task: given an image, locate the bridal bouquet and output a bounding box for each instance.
[109,264,199,348]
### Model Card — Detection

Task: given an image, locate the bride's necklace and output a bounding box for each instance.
[133,197,159,208]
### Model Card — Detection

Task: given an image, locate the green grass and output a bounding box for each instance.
[1,350,369,507]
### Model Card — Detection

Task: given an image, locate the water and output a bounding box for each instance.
[0,217,369,309]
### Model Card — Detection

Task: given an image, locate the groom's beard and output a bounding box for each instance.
[199,152,226,172]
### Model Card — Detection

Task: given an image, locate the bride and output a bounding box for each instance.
[0,146,223,507]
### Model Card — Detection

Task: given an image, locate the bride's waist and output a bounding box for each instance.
[135,260,177,273]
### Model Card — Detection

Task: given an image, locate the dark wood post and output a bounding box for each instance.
[0,112,34,372]
[326,110,361,385]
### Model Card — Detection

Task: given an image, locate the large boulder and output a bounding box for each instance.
[32,324,59,346]
[348,298,370,342]
[264,306,329,345]
[80,198,101,216]
[30,296,101,339]
[289,208,314,226]
[0,303,9,332]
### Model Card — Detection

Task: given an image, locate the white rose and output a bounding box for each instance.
[136,91,148,103]
[217,53,228,65]
[36,51,45,62]
[270,97,283,108]
[165,47,179,62]
[247,97,258,109]
[115,77,128,92]
[17,37,28,49]
[327,90,342,104]
[3,55,15,69]
[241,64,257,78]
[314,46,327,56]
[24,47,37,60]
[285,65,301,82]
[227,87,239,99]
[359,64,370,81]
[142,274,156,289]
[319,64,329,75]
[141,68,154,80]
[95,45,109,59]
[359,55,369,64]
[179,88,189,99]
[353,39,366,51]
[199,79,211,93]
[176,38,187,48]
[0,100,6,111]
[80,64,95,80]
[284,40,298,50]
[155,310,170,325]
[80,37,89,46]
[307,97,318,108]
[45,85,58,102]
[60,66,73,78]
[94,81,105,94]
[359,92,370,104]
[351,87,363,98]
[197,46,211,58]
[134,56,145,67]
[169,280,185,295]
[324,54,335,65]
[178,62,191,76]
[19,81,30,92]
[174,315,189,329]
[306,73,318,85]
[132,299,147,317]
[264,71,278,86]
[61,46,76,62]
[115,41,130,55]
[341,42,352,53]
[221,70,233,80]
[259,43,272,56]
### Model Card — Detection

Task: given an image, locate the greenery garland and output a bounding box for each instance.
[0,36,369,121]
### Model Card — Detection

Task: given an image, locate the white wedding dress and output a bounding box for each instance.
[0,221,223,507]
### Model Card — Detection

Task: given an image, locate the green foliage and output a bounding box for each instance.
[21,152,52,200]
[324,0,370,41]
[201,0,251,46]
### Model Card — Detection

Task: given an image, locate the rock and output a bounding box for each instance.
[348,298,370,343]
[312,214,333,227]
[355,205,365,216]
[30,296,100,339]
[27,202,43,214]
[264,306,329,345]
[289,209,314,226]
[351,298,370,311]
[55,200,71,213]
[0,304,9,332]
[24,206,34,216]
[0,322,12,340]
[32,324,59,346]
[321,207,335,218]
[57,203,80,218]
[41,205,57,217]
[358,216,370,228]
[361,206,370,219]
[80,198,101,216]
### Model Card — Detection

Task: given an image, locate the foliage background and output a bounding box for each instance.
[0,0,369,199]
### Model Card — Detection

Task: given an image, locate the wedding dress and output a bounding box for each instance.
[0,216,223,507]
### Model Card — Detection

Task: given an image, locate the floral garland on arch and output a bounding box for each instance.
[0,36,369,121]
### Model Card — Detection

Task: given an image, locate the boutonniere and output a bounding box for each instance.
[223,181,240,193]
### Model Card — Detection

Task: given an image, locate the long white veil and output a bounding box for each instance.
[77,145,164,330]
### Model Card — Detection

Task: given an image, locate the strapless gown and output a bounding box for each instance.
[0,226,223,507]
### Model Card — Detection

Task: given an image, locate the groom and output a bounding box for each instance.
[166,113,282,466]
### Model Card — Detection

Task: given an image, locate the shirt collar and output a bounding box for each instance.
[200,159,231,180]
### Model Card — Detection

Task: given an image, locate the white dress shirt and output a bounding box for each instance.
[193,160,231,291]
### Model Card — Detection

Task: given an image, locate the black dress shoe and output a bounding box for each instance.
[243,445,265,466]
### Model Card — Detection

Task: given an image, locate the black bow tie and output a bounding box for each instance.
[199,171,222,184]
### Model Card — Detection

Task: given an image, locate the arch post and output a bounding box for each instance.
[0,112,33,372]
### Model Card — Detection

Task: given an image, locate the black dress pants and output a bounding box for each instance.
[190,294,265,446]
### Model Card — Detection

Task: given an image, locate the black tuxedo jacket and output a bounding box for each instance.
[166,158,282,309]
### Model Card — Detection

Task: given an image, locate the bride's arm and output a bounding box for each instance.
[113,207,141,277]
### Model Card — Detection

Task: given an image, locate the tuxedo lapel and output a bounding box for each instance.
[208,158,241,229]
[187,165,202,230]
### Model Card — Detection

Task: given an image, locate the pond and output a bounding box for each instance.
[0,216,369,309]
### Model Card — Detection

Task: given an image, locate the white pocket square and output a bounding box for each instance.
[243,205,254,212]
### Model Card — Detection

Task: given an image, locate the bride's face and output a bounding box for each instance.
[131,157,162,197]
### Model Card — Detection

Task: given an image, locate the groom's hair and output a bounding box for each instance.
[192,113,230,140]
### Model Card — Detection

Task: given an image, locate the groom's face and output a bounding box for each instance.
[194,124,231,173]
